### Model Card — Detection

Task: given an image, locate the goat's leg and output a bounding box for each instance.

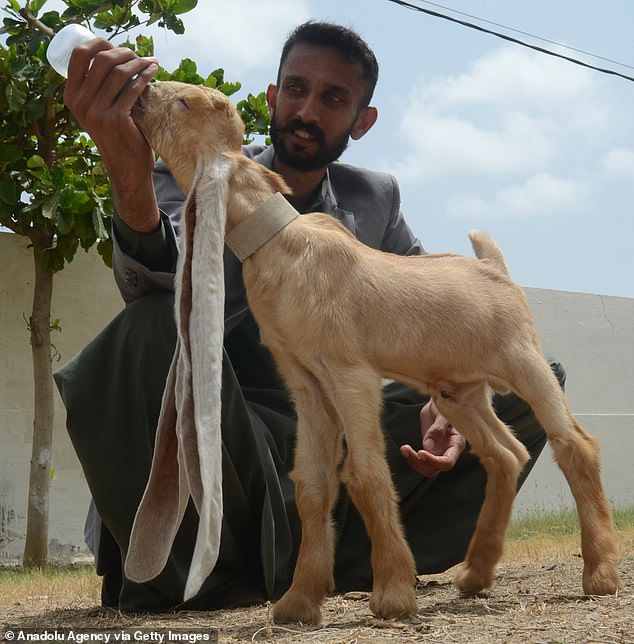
[508,353,622,595]
[272,366,343,625]
[433,382,529,596]
[333,368,417,619]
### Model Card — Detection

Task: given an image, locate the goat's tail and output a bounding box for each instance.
[468,230,509,276]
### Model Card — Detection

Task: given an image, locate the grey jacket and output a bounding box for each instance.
[112,145,425,334]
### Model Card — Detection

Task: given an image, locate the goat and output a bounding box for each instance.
[125,81,622,624]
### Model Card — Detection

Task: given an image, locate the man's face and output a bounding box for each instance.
[267,43,377,171]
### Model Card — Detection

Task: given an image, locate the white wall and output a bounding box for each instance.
[515,288,634,516]
[1,231,632,562]
[0,232,122,561]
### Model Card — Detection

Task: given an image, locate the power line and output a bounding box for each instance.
[386,0,634,84]
[414,0,634,71]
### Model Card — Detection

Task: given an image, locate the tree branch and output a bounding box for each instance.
[19,8,55,38]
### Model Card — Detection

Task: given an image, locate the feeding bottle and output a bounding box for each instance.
[46,23,96,78]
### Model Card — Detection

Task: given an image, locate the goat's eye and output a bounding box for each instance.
[177,97,189,111]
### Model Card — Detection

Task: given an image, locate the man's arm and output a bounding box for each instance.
[64,40,182,302]
[109,161,185,302]
[64,39,159,231]
[379,174,425,256]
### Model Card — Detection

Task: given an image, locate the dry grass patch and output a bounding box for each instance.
[2,513,633,643]
[1,565,100,614]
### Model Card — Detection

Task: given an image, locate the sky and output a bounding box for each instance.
[28,1,634,297]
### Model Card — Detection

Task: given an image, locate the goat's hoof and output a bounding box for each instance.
[273,591,322,625]
[454,564,492,597]
[583,564,623,596]
[369,584,418,619]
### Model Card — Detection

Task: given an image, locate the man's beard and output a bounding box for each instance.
[270,112,351,171]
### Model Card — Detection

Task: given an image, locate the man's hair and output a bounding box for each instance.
[277,21,379,107]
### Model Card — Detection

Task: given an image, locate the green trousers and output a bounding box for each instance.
[55,293,564,612]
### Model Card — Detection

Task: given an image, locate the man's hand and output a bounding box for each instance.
[64,39,160,232]
[400,400,466,477]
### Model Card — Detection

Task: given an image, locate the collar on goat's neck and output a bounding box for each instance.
[225,192,299,262]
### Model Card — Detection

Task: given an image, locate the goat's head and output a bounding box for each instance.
[132,81,245,193]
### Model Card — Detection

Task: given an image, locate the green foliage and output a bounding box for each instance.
[152,53,241,97]
[0,0,271,271]
[237,91,272,144]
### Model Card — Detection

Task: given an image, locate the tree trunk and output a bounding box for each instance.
[22,235,55,569]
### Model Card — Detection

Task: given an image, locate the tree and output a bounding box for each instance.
[0,0,270,568]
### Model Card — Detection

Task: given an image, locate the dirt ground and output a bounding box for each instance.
[2,540,633,644]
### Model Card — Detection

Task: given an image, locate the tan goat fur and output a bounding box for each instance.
[127,81,622,624]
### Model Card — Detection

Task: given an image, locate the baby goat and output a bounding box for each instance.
[125,81,622,624]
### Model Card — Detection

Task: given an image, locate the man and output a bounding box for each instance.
[57,21,563,611]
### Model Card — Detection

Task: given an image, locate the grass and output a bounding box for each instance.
[0,564,100,608]
[503,506,634,563]
[507,506,634,541]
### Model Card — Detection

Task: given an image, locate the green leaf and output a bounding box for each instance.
[97,237,113,268]
[8,0,20,12]
[52,232,79,268]
[0,178,18,206]
[59,186,92,215]
[0,141,23,164]
[1,19,22,36]
[30,0,48,15]
[168,57,204,84]
[171,0,197,14]
[160,13,184,35]
[91,203,109,239]
[42,195,58,220]
[218,81,241,97]
[6,80,27,112]
[54,208,73,234]
[134,34,155,57]
[27,155,47,169]
[60,5,83,21]
[25,100,45,122]
[203,74,217,89]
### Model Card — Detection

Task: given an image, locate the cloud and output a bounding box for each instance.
[393,45,610,183]
[425,46,597,110]
[601,148,634,178]
[145,0,311,76]
[447,173,588,219]
[396,107,558,180]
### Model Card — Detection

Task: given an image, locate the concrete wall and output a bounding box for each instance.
[1,230,633,562]
[0,232,122,562]
[514,287,634,516]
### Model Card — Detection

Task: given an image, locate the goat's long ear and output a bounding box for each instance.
[124,161,230,601]
[124,343,191,582]
[180,163,228,601]
[124,186,203,584]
